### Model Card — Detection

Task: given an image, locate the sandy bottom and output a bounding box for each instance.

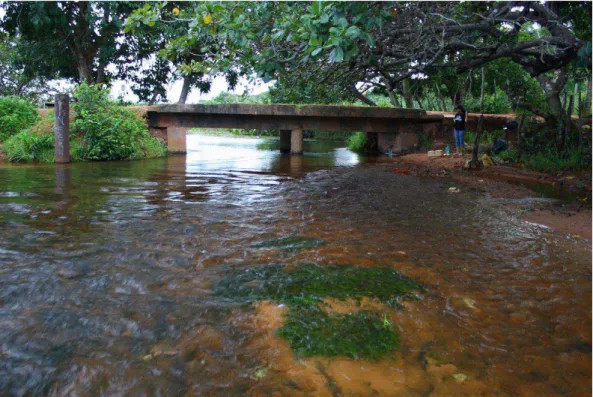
[241,300,499,397]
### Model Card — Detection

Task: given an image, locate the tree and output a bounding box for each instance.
[129,1,590,136]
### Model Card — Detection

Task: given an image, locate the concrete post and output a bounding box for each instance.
[290,128,304,155]
[54,94,70,163]
[167,127,187,154]
[279,130,291,153]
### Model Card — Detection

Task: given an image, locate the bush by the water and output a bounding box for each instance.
[4,131,54,163]
[347,131,367,153]
[72,84,165,161]
[0,96,39,142]
[522,146,590,174]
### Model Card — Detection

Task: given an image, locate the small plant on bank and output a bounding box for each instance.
[0,96,39,142]
[347,131,367,153]
[4,131,54,163]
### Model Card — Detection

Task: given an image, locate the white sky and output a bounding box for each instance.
[111,75,271,104]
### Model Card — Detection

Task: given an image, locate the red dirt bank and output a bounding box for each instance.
[392,153,592,239]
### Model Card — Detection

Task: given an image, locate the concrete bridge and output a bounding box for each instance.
[52,96,518,163]
[146,104,444,154]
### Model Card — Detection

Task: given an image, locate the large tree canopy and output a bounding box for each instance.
[128,1,590,144]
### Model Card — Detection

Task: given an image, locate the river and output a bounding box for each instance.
[0,134,590,396]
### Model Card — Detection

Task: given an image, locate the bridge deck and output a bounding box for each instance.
[147,103,443,119]
[146,103,443,134]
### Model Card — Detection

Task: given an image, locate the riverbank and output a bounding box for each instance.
[391,153,592,239]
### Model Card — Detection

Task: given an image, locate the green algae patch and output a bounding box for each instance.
[214,264,422,360]
[214,264,421,307]
[278,307,399,360]
[251,236,326,252]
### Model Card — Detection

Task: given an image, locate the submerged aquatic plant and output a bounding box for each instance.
[214,264,422,359]
[278,307,399,359]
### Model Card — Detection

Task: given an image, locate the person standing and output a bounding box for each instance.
[453,105,466,155]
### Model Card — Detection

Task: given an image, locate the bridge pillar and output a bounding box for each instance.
[290,128,304,155]
[167,127,187,154]
[280,130,291,153]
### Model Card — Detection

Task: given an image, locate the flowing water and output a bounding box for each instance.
[0,134,590,396]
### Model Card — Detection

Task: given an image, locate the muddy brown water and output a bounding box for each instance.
[0,135,590,396]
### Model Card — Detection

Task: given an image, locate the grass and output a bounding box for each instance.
[214,263,422,359]
[521,146,590,174]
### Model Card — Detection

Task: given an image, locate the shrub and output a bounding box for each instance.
[347,131,367,153]
[72,84,165,161]
[0,96,39,142]
[4,131,55,163]
[522,146,590,173]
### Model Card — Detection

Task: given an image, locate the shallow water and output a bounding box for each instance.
[0,135,590,396]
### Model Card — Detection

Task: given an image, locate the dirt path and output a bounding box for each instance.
[391,153,592,239]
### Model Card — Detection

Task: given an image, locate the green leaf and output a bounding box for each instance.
[329,46,344,62]
[311,1,321,15]
[345,26,361,39]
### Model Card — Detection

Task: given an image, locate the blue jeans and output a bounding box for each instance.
[454,129,465,148]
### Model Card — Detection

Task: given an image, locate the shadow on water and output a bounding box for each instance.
[0,134,590,396]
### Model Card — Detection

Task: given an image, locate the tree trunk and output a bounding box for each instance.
[148,91,159,106]
[435,84,447,111]
[566,94,574,148]
[178,75,191,104]
[586,78,592,115]
[458,77,469,106]
[471,115,485,169]
[480,67,485,113]
[351,85,377,106]
[387,88,400,107]
[96,60,106,84]
[517,114,526,159]
[77,59,93,84]
[577,82,583,147]
[536,70,569,150]
[402,79,413,108]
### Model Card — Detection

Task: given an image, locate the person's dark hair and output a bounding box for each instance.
[455,105,465,113]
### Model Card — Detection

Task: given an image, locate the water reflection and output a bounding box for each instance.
[185,134,360,175]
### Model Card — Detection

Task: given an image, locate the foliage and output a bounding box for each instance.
[417,133,432,150]
[465,89,512,114]
[464,129,506,146]
[72,84,166,161]
[0,96,39,142]
[200,91,271,105]
[3,130,54,163]
[0,2,161,85]
[347,132,367,153]
[522,146,590,173]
